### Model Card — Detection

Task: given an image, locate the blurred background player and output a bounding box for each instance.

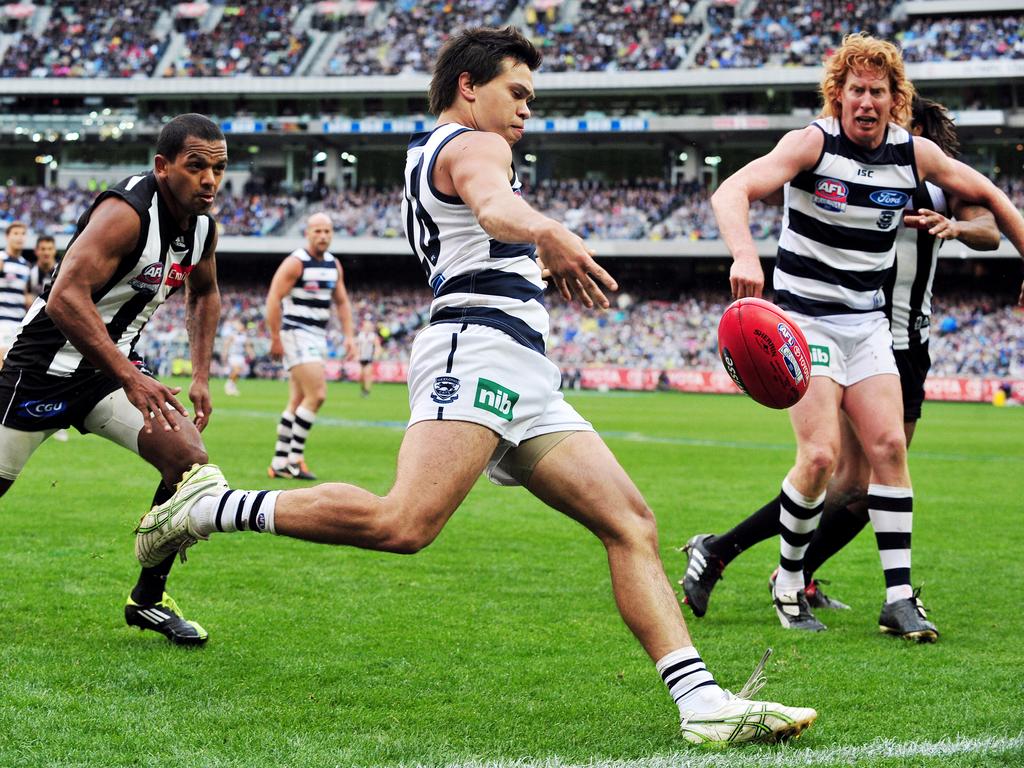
[136,26,817,745]
[680,96,1000,621]
[266,212,356,480]
[706,34,1024,640]
[0,221,32,360]
[0,114,227,645]
[355,319,381,398]
[221,317,248,396]
[27,234,68,441]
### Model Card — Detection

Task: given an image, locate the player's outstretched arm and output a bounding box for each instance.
[184,228,220,432]
[47,197,188,434]
[712,126,823,299]
[444,131,617,308]
[904,201,999,251]
[264,255,302,359]
[916,137,1024,303]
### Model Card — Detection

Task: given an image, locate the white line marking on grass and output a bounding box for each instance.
[226,410,1021,462]
[420,733,1024,768]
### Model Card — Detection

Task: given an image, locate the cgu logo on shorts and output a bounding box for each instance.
[474,378,519,421]
[810,344,831,367]
[129,262,164,293]
[18,399,67,419]
[813,178,848,213]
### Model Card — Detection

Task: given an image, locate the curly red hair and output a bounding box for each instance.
[819,34,915,127]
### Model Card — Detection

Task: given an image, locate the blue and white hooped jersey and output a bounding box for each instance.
[886,181,945,350]
[281,248,337,334]
[402,122,548,355]
[775,116,918,323]
[0,255,30,329]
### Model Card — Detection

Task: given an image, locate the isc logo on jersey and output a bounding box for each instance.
[813,178,848,213]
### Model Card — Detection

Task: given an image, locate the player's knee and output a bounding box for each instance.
[601,499,659,550]
[867,431,907,469]
[800,446,837,480]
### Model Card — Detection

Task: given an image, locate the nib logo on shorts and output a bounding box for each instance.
[810,344,831,366]
[474,378,519,421]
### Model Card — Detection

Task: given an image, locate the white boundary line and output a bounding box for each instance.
[414,733,1024,768]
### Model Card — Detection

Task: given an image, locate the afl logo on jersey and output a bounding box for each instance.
[431,375,461,404]
[813,178,848,213]
[129,262,164,293]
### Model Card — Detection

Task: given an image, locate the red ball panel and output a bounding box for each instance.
[718,297,812,409]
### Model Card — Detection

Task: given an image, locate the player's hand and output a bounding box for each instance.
[535,223,617,309]
[903,208,960,240]
[729,254,764,299]
[189,380,212,432]
[269,337,283,360]
[344,338,358,361]
[124,374,188,435]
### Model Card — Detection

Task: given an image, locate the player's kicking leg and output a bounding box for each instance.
[524,431,816,744]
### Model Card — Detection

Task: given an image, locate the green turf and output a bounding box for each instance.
[1,379,1022,767]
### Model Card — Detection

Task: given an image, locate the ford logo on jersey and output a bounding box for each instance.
[869,190,911,208]
[19,399,67,419]
[813,178,848,212]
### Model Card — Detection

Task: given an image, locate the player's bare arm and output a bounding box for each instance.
[915,137,1024,303]
[184,228,221,432]
[904,199,999,251]
[333,259,357,360]
[47,197,188,434]
[264,256,303,359]
[441,130,617,308]
[712,126,823,299]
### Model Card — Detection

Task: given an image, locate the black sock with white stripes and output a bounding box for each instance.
[656,647,727,714]
[191,489,282,536]
[271,411,294,470]
[131,481,177,604]
[868,484,914,603]
[776,478,825,596]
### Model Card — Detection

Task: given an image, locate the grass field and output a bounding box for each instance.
[1,379,1022,767]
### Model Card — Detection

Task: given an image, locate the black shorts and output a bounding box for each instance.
[359,359,373,366]
[0,361,148,432]
[894,342,930,422]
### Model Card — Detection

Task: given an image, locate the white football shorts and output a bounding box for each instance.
[0,321,19,352]
[407,323,592,486]
[790,311,898,387]
[281,327,327,370]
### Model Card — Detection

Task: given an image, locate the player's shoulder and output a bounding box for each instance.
[445,128,511,160]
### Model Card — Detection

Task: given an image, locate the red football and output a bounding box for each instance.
[718,297,812,409]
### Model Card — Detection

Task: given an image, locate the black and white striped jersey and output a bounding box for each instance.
[402,123,547,355]
[774,117,918,324]
[0,254,30,330]
[280,248,338,334]
[27,262,55,297]
[885,182,945,351]
[5,172,215,377]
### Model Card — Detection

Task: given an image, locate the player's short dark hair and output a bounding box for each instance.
[428,26,542,116]
[34,235,55,246]
[912,96,959,159]
[156,114,225,161]
[6,221,26,235]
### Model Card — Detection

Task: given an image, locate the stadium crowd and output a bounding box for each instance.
[1,179,792,241]
[135,287,1024,383]
[1,1,1022,77]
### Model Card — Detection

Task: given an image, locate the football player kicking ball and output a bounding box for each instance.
[700,34,1024,639]
[0,114,228,645]
[136,26,816,744]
